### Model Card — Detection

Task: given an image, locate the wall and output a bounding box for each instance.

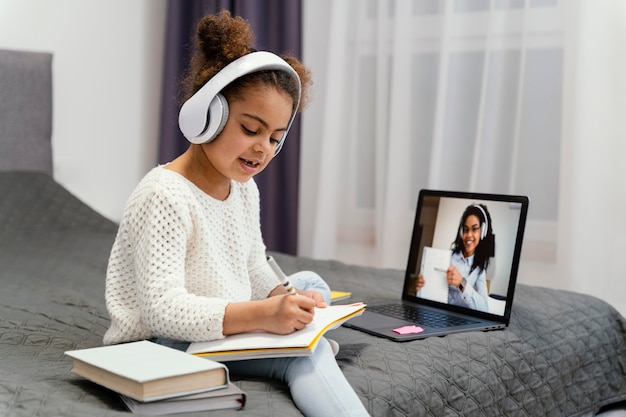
[0,0,166,222]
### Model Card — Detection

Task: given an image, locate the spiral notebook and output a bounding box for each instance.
[344,189,529,341]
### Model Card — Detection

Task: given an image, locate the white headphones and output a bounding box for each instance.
[178,51,301,155]
[459,203,488,240]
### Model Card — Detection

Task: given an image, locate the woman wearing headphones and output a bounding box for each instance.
[103,11,369,417]
[416,204,493,312]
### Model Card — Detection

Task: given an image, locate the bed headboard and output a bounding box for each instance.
[0,48,53,174]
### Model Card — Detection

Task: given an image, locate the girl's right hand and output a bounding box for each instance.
[261,294,316,334]
[223,294,316,336]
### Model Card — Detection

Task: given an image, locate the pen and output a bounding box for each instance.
[267,255,297,295]
[434,267,448,273]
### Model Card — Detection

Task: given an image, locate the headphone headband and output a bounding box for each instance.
[178,51,301,154]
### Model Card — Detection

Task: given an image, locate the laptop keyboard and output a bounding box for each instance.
[368,303,479,328]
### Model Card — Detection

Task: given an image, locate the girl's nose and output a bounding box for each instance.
[254,137,273,154]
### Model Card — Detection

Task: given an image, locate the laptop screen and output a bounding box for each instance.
[402,190,529,322]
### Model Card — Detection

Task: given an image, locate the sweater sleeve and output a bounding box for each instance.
[104,176,228,344]
[136,189,230,340]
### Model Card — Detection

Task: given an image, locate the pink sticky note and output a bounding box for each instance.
[392,325,424,335]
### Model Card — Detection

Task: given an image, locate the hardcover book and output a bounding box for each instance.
[65,340,229,402]
[120,382,246,415]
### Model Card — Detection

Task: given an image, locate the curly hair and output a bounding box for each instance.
[181,10,312,113]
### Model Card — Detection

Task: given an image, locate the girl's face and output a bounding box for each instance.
[202,85,293,183]
[461,214,481,257]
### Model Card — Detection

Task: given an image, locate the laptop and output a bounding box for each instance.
[343,189,529,341]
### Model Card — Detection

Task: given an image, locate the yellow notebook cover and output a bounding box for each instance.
[331,290,352,302]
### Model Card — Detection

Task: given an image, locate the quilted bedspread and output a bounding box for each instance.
[1,171,625,417]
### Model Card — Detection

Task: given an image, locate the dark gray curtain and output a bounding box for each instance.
[158,0,303,255]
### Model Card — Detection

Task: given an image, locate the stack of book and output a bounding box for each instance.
[65,340,245,415]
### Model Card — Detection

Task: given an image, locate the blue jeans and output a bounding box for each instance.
[155,271,369,417]
[289,270,332,305]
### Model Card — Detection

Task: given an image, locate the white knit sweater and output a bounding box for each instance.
[103,166,281,345]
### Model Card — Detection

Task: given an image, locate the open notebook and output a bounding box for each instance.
[344,189,529,341]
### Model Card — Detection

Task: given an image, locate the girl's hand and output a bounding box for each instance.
[297,289,327,308]
[268,284,327,307]
[260,294,316,334]
[223,294,316,336]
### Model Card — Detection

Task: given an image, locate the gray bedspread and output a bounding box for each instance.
[1,171,625,417]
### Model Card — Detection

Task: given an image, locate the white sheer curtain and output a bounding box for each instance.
[301,0,626,316]
[558,1,626,316]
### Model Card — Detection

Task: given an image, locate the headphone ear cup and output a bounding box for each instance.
[202,93,229,143]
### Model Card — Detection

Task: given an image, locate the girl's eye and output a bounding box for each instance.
[242,124,281,145]
[242,126,257,135]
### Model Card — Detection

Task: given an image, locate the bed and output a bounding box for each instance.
[1,48,625,417]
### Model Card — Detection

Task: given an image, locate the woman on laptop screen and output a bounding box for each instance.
[416,203,493,312]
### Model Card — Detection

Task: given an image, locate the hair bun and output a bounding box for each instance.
[196,11,255,63]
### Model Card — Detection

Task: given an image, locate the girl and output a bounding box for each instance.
[103,10,369,417]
